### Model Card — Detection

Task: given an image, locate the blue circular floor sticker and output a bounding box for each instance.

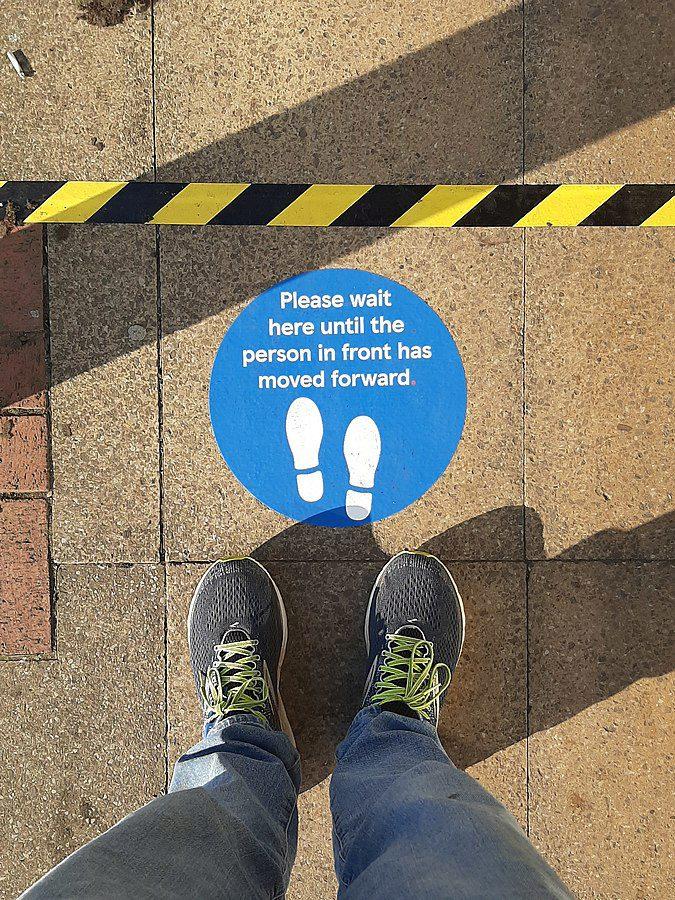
[210,269,467,527]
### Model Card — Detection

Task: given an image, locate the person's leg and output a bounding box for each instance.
[330,552,572,899]
[22,559,300,900]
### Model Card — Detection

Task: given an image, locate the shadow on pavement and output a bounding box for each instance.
[251,506,674,790]
[154,0,672,184]
[1,0,673,406]
[1,0,671,797]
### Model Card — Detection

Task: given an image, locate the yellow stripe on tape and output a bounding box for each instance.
[150,183,250,225]
[641,195,675,227]
[24,181,127,223]
[269,184,373,226]
[515,184,622,227]
[391,185,497,227]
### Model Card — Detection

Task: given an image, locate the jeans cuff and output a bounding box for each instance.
[204,712,269,739]
[338,704,443,760]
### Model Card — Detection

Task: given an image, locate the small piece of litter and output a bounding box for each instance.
[6,50,23,78]
[6,49,33,79]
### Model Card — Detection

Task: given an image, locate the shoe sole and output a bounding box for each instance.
[187,557,295,747]
[364,550,466,666]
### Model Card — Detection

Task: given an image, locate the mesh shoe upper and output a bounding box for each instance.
[187,558,287,731]
[363,552,465,724]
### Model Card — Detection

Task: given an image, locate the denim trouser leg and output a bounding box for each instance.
[22,705,573,899]
[330,706,573,900]
[22,715,301,900]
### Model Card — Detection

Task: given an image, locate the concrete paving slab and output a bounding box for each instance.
[49,225,160,562]
[526,230,674,560]
[0,564,164,898]
[161,228,524,561]
[167,559,527,898]
[154,0,522,182]
[167,562,369,900]
[166,563,207,769]
[525,0,674,181]
[290,781,336,900]
[439,563,527,826]
[528,561,674,898]
[0,1,153,179]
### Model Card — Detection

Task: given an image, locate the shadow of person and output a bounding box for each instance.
[2,0,673,407]
[155,0,672,186]
[252,506,673,791]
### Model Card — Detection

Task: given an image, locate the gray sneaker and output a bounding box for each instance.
[362,551,465,729]
[187,557,294,743]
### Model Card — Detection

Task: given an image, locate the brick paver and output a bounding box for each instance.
[0,415,48,494]
[0,226,46,412]
[0,499,50,656]
[0,222,51,660]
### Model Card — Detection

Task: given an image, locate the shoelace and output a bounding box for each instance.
[371,633,452,721]
[199,639,269,725]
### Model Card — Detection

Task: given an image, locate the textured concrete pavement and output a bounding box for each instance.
[1,0,673,897]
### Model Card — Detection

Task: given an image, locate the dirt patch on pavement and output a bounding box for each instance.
[0,202,18,240]
[77,0,151,27]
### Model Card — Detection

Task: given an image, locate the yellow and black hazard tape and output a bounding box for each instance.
[1,181,673,227]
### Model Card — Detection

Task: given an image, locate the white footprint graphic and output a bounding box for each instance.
[343,416,381,521]
[285,397,324,502]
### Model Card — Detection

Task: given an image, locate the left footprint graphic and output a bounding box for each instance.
[285,397,324,502]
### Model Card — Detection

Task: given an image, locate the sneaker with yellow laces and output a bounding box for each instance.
[187,557,294,744]
[362,551,465,729]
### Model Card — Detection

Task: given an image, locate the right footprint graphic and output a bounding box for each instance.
[343,416,381,521]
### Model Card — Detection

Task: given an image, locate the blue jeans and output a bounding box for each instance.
[23,706,572,898]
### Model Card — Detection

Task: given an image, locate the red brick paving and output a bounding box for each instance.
[0,332,47,412]
[0,226,47,412]
[0,226,44,332]
[0,225,51,656]
[0,499,51,655]
[0,416,49,494]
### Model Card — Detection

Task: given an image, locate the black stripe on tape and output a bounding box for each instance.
[455,184,558,226]
[331,185,433,227]
[0,181,64,219]
[209,184,310,225]
[580,184,675,226]
[88,182,187,224]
